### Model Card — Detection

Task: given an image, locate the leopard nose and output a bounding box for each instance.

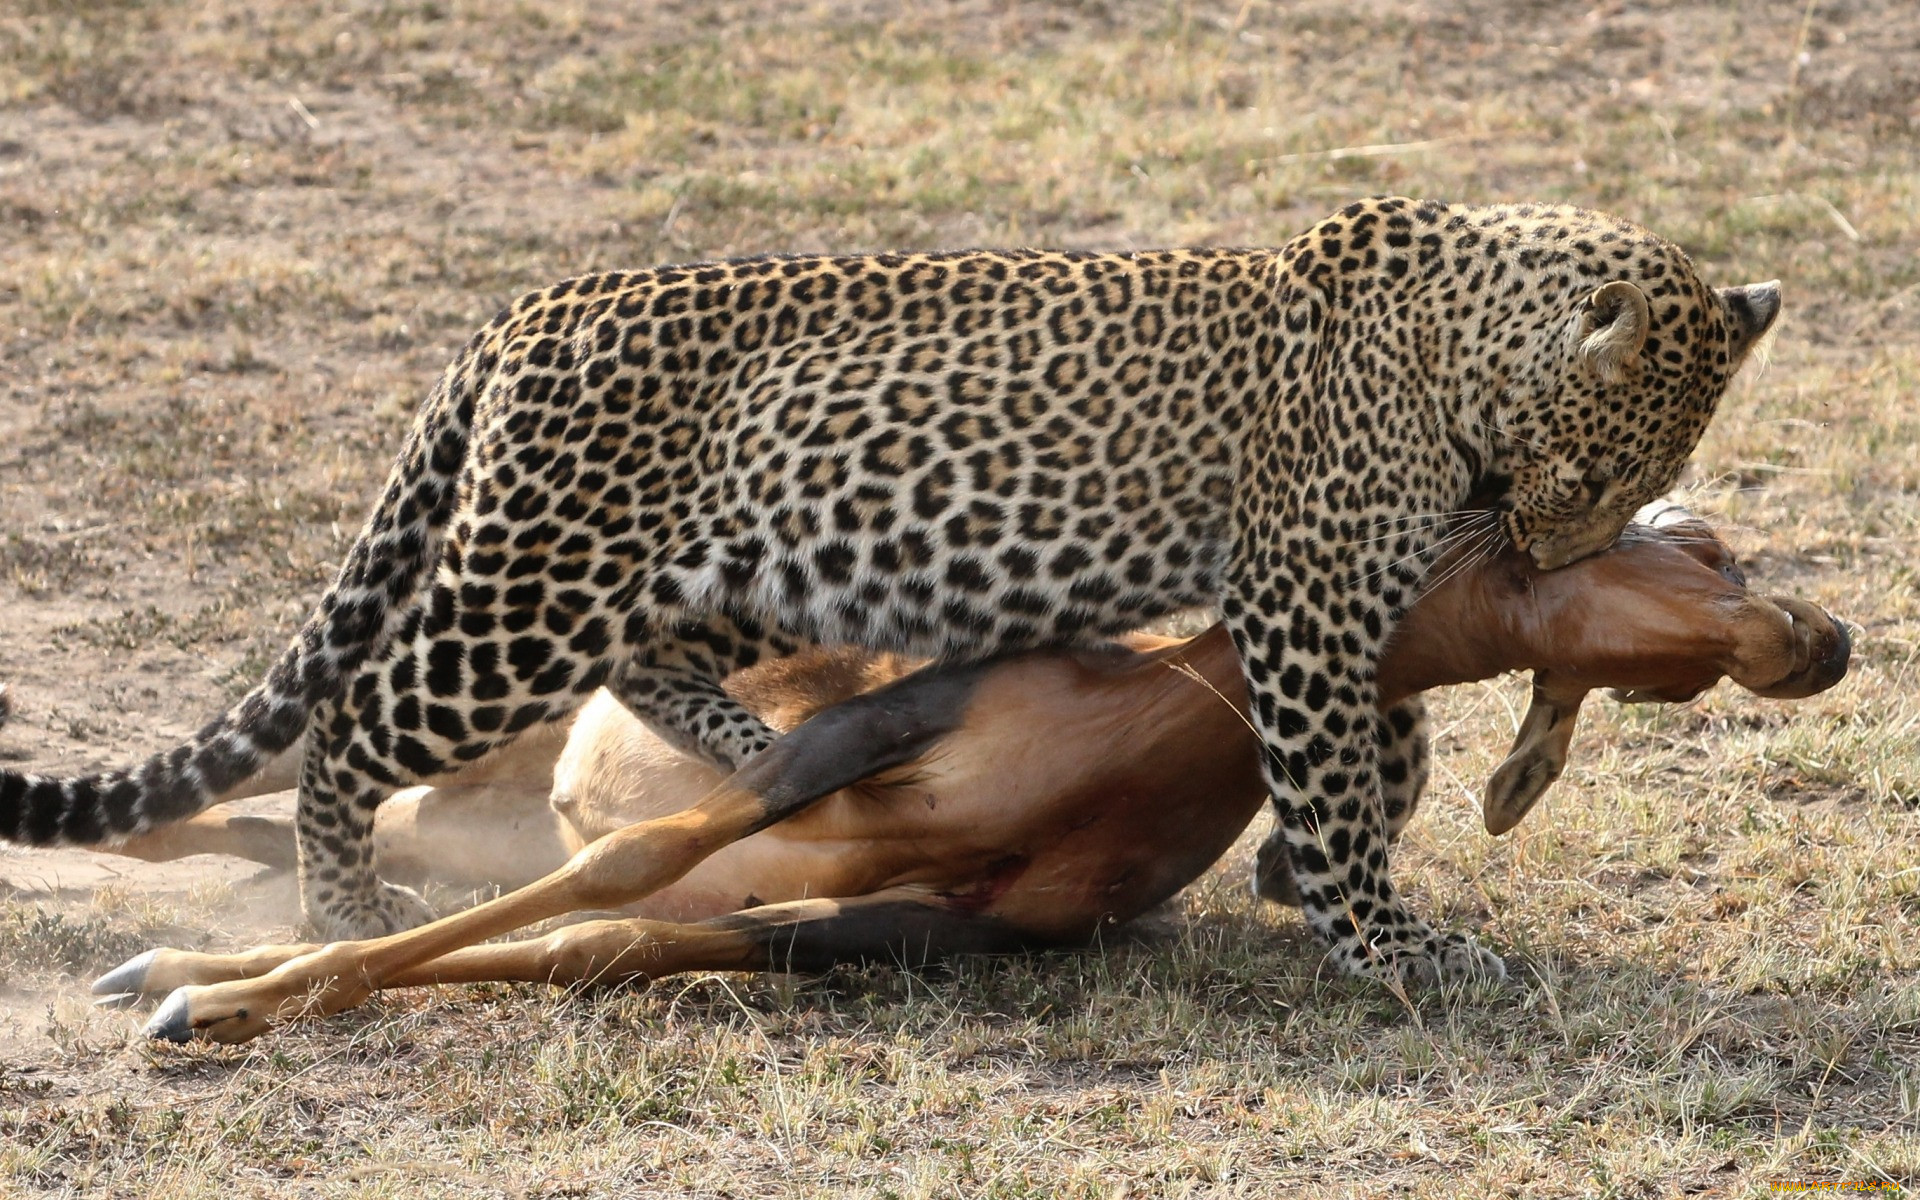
[1527,521,1622,571]
[1527,542,1574,570]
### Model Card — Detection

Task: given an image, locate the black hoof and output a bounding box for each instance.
[91,949,157,998]
[144,989,196,1043]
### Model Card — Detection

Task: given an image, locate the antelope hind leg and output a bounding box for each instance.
[380,889,1031,992]
[89,772,765,1021]
[143,890,1026,1043]
[118,666,983,1043]
[102,808,297,871]
[90,784,574,1005]
[92,941,321,1008]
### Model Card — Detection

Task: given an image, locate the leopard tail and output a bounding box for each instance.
[0,333,489,846]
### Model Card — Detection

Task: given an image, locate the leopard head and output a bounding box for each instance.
[1486,227,1779,570]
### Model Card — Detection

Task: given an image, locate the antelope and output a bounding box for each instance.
[77,509,1847,1043]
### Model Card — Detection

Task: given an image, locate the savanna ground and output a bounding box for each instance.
[0,0,1916,1195]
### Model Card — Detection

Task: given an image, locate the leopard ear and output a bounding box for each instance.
[1574,280,1651,383]
[1717,280,1781,364]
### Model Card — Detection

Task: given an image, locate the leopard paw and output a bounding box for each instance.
[309,881,435,941]
[1335,928,1507,987]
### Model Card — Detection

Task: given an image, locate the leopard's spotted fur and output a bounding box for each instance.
[0,197,1780,983]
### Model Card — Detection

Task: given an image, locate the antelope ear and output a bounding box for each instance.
[1575,281,1652,383]
[1483,682,1589,835]
[1718,280,1782,364]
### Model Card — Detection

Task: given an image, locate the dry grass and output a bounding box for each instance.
[1,0,1918,1195]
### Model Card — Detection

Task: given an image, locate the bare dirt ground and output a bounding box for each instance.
[1,0,1917,1195]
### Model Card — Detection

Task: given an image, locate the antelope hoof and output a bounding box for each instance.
[145,990,199,1043]
[91,949,158,1000]
[144,986,272,1045]
[1483,684,1584,836]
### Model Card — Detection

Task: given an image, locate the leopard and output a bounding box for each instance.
[0,197,1780,985]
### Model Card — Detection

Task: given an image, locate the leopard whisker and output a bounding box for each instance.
[1357,507,1493,529]
[1419,524,1510,598]
[1340,508,1499,549]
[1361,513,1498,585]
[1472,417,1547,454]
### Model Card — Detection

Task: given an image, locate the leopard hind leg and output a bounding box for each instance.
[606,612,805,772]
[294,601,619,939]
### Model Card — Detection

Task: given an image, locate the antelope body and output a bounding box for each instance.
[84,513,1850,1043]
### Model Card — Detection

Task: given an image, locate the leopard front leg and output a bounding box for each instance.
[1255,697,1428,907]
[1227,579,1503,986]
